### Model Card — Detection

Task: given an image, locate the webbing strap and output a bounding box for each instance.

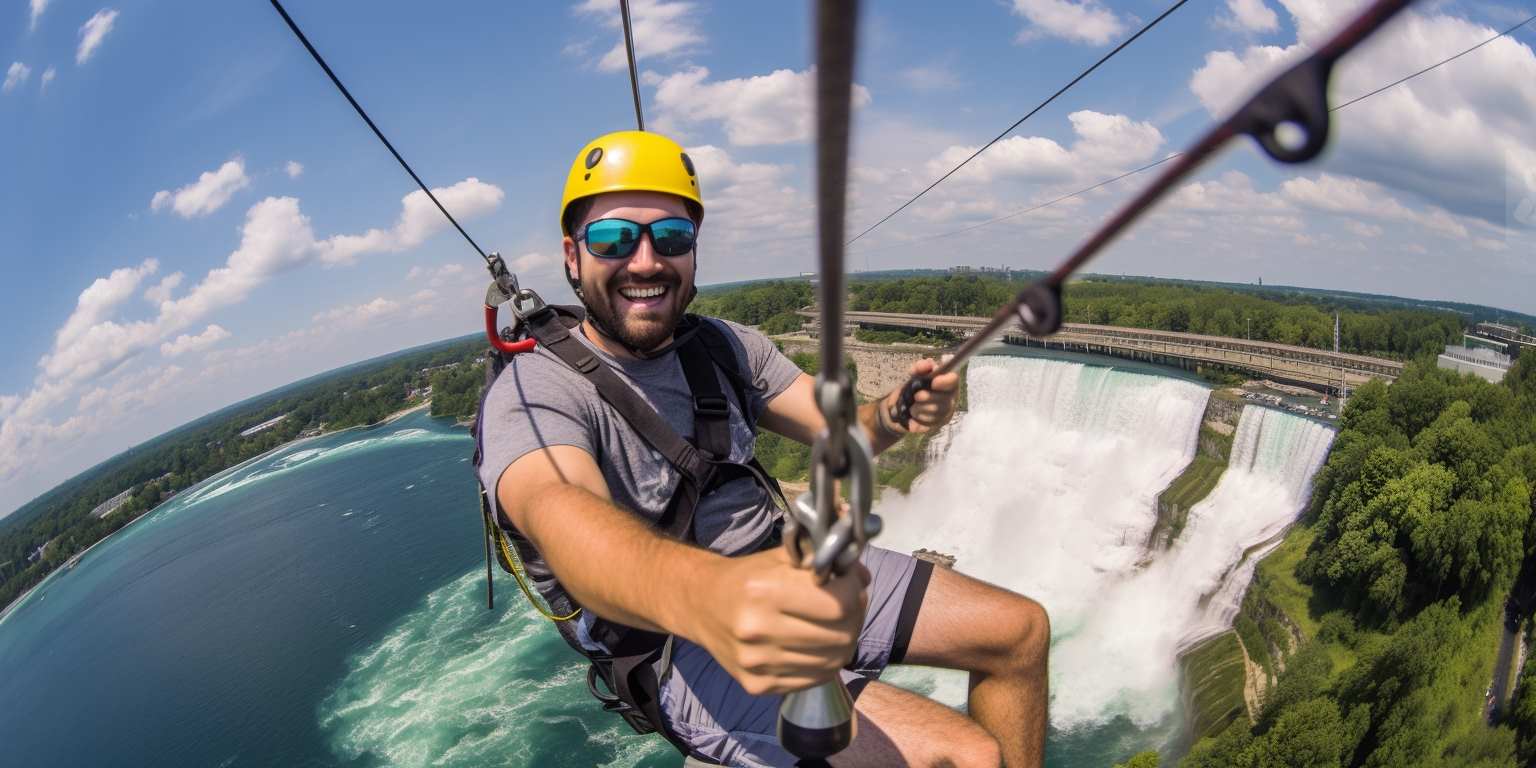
[523,309,715,486]
[676,337,732,461]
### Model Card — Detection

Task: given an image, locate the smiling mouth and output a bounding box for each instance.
[618,285,669,301]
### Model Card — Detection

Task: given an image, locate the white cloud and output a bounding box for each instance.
[1280,174,1469,237]
[76,9,120,66]
[143,272,183,305]
[40,66,56,92]
[1220,0,1280,33]
[160,324,230,357]
[312,297,401,327]
[1009,0,1126,45]
[285,161,304,179]
[151,158,251,218]
[29,0,49,32]
[4,63,32,93]
[652,66,872,146]
[926,110,1165,185]
[573,0,704,72]
[318,177,503,265]
[2,175,502,493]
[1190,2,1536,228]
[899,65,961,92]
[1346,220,1384,238]
[44,259,159,371]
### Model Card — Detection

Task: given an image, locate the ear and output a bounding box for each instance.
[562,236,580,282]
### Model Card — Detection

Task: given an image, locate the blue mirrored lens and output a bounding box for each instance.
[585,219,642,258]
[649,218,696,256]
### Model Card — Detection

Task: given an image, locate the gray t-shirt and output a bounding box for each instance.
[478,316,804,564]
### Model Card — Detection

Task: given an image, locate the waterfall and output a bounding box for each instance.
[875,354,1334,732]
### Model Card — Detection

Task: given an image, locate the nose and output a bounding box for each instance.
[625,234,664,278]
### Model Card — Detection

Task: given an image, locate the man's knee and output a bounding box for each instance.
[951,729,1003,768]
[987,595,1050,676]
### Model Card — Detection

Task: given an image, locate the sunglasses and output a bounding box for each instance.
[575,217,697,259]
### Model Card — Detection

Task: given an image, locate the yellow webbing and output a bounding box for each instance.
[483,504,581,622]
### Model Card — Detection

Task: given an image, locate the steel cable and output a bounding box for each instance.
[845,0,1191,247]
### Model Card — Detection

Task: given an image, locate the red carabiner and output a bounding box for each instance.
[484,305,536,355]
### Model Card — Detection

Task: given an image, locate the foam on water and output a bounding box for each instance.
[879,358,1334,734]
[317,570,670,768]
[171,427,461,512]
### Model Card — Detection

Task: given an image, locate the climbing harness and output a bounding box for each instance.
[471,305,790,761]
[889,0,1421,424]
[270,0,1428,761]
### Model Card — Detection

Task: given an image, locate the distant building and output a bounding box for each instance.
[239,413,289,438]
[90,487,137,520]
[1437,344,1512,383]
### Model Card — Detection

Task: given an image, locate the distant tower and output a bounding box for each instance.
[1334,312,1340,354]
[1258,276,1263,286]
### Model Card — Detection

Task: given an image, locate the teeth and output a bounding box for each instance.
[620,286,666,299]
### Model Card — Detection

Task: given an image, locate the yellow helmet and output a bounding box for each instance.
[560,130,703,235]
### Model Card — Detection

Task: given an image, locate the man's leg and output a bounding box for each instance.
[830,679,1001,768]
[898,565,1051,767]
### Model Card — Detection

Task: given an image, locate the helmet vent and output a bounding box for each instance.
[585,147,604,169]
[680,152,695,176]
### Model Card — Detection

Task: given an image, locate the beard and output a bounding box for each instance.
[581,267,694,354]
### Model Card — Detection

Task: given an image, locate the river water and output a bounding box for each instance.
[0,349,1332,767]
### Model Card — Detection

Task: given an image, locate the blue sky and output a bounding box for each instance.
[2,0,1534,515]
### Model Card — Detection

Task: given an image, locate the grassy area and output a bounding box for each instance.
[1253,526,1319,639]
[1163,455,1227,512]
[1153,419,1236,546]
[1181,631,1250,741]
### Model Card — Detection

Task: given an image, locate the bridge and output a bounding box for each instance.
[797,309,1405,394]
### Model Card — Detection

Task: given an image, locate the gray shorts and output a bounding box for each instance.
[658,546,935,767]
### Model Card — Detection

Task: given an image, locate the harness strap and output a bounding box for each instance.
[523,309,717,488]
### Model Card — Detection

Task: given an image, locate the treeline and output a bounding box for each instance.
[0,337,485,612]
[849,276,1465,359]
[429,362,487,421]
[1182,351,1536,767]
[692,280,813,335]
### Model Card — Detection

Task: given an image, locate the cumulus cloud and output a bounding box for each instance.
[1009,0,1126,45]
[652,66,871,146]
[285,160,304,178]
[1189,2,1536,228]
[77,9,119,66]
[318,178,504,265]
[43,259,158,372]
[29,0,49,32]
[572,0,704,72]
[4,63,32,93]
[160,324,230,357]
[1220,0,1280,33]
[313,297,401,327]
[143,272,183,305]
[40,66,56,92]
[1,175,503,493]
[925,110,1165,185]
[1280,174,1469,238]
[151,159,251,218]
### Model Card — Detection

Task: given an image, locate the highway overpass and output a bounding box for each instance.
[797,309,1405,394]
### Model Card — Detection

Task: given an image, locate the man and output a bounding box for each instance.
[478,130,1048,767]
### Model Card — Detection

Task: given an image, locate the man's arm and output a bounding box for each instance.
[758,358,961,455]
[496,444,869,694]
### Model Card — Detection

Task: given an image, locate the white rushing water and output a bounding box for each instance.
[875,355,1334,732]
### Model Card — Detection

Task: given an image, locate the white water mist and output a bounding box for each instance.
[876,355,1334,731]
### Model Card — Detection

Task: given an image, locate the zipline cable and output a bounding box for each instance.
[889,0,1419,422]
[619,0,647,131]
[268,0,492,266]
[776,0,871,761]
[861,8,1532,256]
[845,0,1191,247]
